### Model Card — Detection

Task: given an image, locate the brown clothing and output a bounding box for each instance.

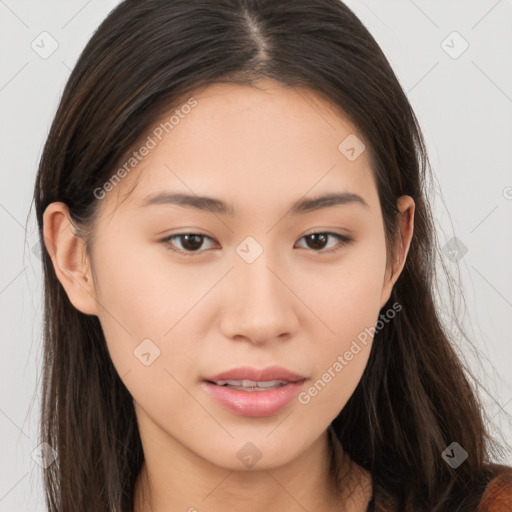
[476,468,512,512]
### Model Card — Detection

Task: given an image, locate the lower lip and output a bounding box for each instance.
[203,380,307,417]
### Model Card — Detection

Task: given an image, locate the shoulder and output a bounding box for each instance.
[476,464,512,512]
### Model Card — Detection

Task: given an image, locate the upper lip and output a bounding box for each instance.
[204,365,307,383]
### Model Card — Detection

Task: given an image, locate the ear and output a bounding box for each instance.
[380,195,415,308]
[42,202,99,316]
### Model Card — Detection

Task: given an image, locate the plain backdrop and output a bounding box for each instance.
[1,1,511,510]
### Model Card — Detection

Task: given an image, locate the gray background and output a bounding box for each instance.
[1,0,511,510]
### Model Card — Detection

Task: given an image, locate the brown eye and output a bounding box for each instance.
[162,233,216,255]
[305,233,329,250]
[296,232,353,253]
[178,234,205,251]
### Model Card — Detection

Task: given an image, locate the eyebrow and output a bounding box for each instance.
[141,191,369,215]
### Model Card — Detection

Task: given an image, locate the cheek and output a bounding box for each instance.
[93,238,202,336]
[91,240,213,389]
[295,240,386,410]
[90,247,203,421]
[297,283,378,419]
[89,242,170,372]
[300,236,387,341]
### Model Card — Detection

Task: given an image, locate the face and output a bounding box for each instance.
[44,79,414,471]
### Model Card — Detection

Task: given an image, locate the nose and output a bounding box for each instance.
[219,253,300,345]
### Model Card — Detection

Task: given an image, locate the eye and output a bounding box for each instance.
[161,231,353,256]
[295,232,353,253]
[162,233,217,256]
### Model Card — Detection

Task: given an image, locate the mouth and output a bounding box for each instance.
[205,379,292,391]
[202,366,307,417]
[203,378,307,418]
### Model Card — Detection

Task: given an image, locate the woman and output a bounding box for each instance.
[33,1,512,510]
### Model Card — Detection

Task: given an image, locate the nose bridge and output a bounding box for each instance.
[220,236,298,342]
[238,254,282,308]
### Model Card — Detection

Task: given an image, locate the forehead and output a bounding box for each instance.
[99,79,377,218]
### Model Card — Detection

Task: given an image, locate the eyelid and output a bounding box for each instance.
[161,231,353,256]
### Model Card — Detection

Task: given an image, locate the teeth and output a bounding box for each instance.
[214,379,288,391]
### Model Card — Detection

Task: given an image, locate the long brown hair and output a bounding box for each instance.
[31,0,508,510]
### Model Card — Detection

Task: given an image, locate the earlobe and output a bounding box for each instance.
[42,202,98,316]
[380,195,415,308]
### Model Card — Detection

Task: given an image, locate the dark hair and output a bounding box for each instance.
[32,0,509,510]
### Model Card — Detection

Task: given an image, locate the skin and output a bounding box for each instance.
[43,78,414,511]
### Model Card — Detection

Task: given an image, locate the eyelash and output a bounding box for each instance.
[161,232,353,257]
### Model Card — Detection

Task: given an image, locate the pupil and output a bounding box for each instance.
[308,233,327,249]
[182,234,203,251]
